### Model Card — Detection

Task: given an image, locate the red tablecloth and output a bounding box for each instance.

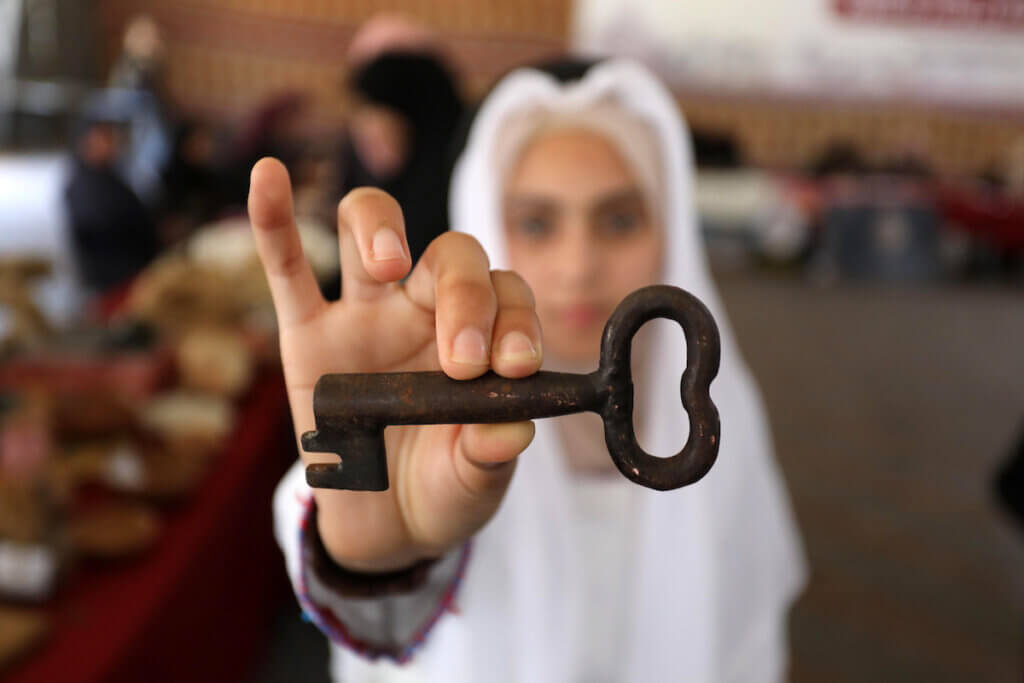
[4,371,296,683]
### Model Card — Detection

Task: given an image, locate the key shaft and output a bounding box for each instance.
[304,370,605,431]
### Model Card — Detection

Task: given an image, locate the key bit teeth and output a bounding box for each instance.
[300,430,323,452]
[305,462,345,488]
[302,428,391,491]
[305,459,389,491]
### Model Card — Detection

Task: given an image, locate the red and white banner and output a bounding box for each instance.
[574,0,1024,108]
[834,0,1024,27]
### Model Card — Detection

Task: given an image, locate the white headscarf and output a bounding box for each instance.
[491,99,666,229]
[335,58,807,683]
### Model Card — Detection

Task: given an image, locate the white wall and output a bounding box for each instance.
[0,153,83,335]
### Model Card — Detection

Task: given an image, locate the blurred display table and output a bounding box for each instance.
[4,370,295,683]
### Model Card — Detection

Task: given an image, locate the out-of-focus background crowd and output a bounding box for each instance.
[0,2,1022,682]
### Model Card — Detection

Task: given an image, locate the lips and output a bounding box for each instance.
[556,303,607,330]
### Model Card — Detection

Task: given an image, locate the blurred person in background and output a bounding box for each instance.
[106,14,176,208]
[993,135,1024,527]
[337,16,466,266]
[160,119,229,240]
[64,111,159,296]
[343,12,436,67]
[807,141,868,180]
[995,422,1024,535]
[1005,136,1024,201]
[338,52,465,265]
[223,91,311,210]
[109,14,167,92]
[257,58,805,683]
[291,148,340,229]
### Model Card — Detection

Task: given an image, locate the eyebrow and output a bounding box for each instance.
[504,187,647,213]
[503,194,558,211]
[592,187,647,213]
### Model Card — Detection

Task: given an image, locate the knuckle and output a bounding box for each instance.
[269,246,306,278]
[438,277,497,314]
[250,198,293,230]
[432,232,489,265]
[490,270,535,308]
[493,307,538,333]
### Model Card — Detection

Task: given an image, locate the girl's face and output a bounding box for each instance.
[503,128,664,364]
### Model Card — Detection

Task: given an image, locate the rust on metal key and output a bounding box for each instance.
[301,284,721,492]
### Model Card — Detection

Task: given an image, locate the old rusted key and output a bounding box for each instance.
[301,284,720,492]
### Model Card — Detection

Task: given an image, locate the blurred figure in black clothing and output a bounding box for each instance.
[995,424,1024,535]
[161,119,227,241]
[339,51,466,264]
[64,115,159,295]
[691,128,742,169]
[224,92,311,210]
[808,142,869,179]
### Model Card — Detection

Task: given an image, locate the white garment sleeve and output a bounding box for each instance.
[724,613,789,683]
[272,460,467,662]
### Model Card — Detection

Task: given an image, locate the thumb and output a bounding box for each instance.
[453,421,534,496]
[400,421,534,556]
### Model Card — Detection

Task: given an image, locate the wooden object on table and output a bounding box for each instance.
[0,350,173,403]
[139,392,234,460]
[128,258,238,331]
[52,392,138,440]
[0,482,49,545]
[1,371,291,683]
[176,327,254,398]
[54,441,208,502]
[0,479,62,602]
[0,258,54,352]
[0,608,49,672]
[0,392,54,485]
[68,502,160,560]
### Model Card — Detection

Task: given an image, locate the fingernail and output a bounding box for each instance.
[371,229,405,262]
[497,331,538,363]
[451,328,488,365]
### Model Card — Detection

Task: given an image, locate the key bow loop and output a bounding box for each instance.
[598,285,720,491]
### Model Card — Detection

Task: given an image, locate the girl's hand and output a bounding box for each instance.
[249,158,542,572]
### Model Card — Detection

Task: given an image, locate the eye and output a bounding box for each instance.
[598,209,643,237]
[516,213,553,239]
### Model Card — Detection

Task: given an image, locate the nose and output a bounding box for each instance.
[555,218,601,290]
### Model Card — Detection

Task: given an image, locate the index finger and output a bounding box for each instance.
[248,158,326,328]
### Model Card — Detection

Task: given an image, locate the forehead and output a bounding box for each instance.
[503,128,638,200]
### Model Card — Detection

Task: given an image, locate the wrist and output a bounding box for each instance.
[313,496,430,573]
[306,500,438,596]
